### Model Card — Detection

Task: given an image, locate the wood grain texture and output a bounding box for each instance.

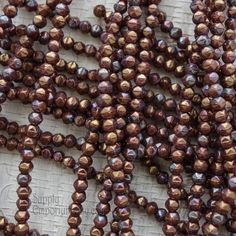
[0,1,227,235]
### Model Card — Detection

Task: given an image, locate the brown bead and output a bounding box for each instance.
[146,202,158,215]
[3,222,15,236]
[3,4,17,18]
[93,215,107,229]
[136,196,147,208]
[66,228,81,236]
[33,15,47,28]
[165,212,180,226]
[202,223,219,236]
[162,223,177,236]
[16,198,31,211]
[0,216,8,230]
[120,231,134,236]
[67,216,81,228]
[222,63,236,76]
[90,227,104,236]
[37,4,51,16]
[14,223,29,236]
[94,5,106,18]
[109,157,123,171]
[15,210,30,224]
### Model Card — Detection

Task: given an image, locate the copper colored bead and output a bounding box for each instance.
[6,137,18,150]
[67,215,81,228]
[136,196,147,208]
[128,5,142,17]
[52,15,66,28]
[161,20,173,32]
[14,223,29,236]
[93,215,107,229]
[48,40,61,51]
[162,223,177,236]
[37,3,51,16]
[79,21,91,33]
[146,202,158,215]
[222,63,236,76]
[15,210,30,224]
[202,223,219,236]
[3,5,17,18]
[17,173,31,187]
[119,218,133,232]
[66,228,81,236]
[33,15,47,28]
[94,5,106,18]
[0,216,8,230]
[3,222,15,236]
[71,190,86,205]
[116,206,131,220]
[90,227,104,236]
[120,231,134,236]
[165,212,180,226]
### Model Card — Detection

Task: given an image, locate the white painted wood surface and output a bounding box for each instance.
[0,0,227,235]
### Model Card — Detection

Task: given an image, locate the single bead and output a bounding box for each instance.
[94,5,106,17]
